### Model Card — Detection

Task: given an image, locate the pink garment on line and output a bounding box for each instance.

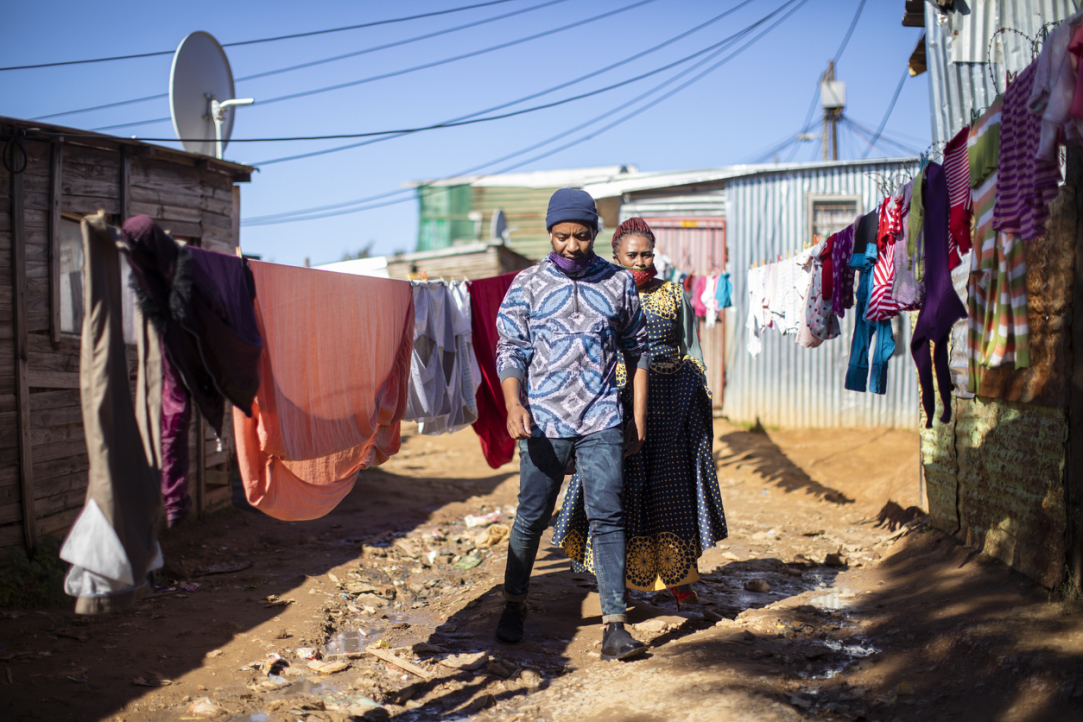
[233,261,414,521]
[691,275,708,317]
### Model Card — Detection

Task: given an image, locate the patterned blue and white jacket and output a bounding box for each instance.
[496,256,648,438]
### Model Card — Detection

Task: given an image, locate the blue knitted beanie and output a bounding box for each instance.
[545,188,598,232]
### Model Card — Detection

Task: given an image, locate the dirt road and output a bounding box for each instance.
[1,420,1081,722]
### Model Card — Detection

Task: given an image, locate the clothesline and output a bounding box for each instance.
[746,8,1083,431]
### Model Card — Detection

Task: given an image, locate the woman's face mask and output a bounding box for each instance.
[614,233,655,270]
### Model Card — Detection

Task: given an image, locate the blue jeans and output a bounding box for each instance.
[845,247,896,395]
[504,426,627,623]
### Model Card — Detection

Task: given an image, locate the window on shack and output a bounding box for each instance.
[807,195,861,247]
[58,217,84,335]
[59,217,191,342]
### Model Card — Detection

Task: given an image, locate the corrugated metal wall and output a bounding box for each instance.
[724,160,921,428]
[473,186,558,261]
[417,184,475,252]
[619,190,726,221]
[926,0,1079,145]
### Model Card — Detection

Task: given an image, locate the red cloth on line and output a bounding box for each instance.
[468,271,521,469]
[820,234,836,302]
[943,125,972,268]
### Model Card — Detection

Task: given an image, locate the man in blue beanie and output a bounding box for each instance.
[494,187,649,660]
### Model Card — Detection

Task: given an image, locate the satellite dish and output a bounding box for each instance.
[491,209,508,243]
[169,31,254,160]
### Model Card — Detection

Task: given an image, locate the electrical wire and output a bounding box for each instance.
[94,0,661,131]
[833,0,865,64]
[1,0,521,71]
[250,0,759,166]
[81,2,761,145]
[743,117,821,165]
[778,0,864,162]
[244,0,808,226]
[860,67,910,158]
[843,116,921,156]
[32,0,570,121]
[243,0,798,222]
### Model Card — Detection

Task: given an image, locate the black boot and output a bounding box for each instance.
[495,601,527,644]
[600,622,646,661]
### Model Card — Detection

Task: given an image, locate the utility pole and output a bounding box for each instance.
[820,61,845,161]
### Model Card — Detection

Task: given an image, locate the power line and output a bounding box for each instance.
[833,0,866,64]
[244,0,808,226]
[743,117,821,165]
[777,0,864,163]
[1,0,521,71]
[243,0,793,222]
[94,0,661,131]
[235,0,570,83]
[33,0,569,121]
[861,67,909,158]
[80,2,760,146]
[843,115,921,156]
[250,0,759,166]
[246,2,772,222]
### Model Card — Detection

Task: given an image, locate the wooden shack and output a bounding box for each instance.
[0,116,253,557]
[385,242,534,281]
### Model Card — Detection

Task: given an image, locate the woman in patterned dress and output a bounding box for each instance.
[553,217,727,607]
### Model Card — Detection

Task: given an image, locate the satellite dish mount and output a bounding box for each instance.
[170,31,254,160]
[208,95,254,160]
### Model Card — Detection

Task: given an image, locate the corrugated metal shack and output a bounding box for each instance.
[0,117,252,556]
[913,0,1083,590]
[586,158,921,427]
[410,166,637,260]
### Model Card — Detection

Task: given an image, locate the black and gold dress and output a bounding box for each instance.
[553,280,727,590]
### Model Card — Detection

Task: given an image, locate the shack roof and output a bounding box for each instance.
[405,165,638,189]
[0,115,255,183]
[581,157,919,200]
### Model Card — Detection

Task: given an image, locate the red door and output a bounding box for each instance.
[641,217,727,409]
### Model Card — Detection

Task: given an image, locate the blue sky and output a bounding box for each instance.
[1,0,930,265]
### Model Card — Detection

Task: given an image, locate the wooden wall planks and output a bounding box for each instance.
[0,127,248,557]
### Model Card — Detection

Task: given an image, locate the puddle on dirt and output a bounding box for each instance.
[807,589,857,611]
[697,564,843,617]
[326,630,367,656]
[799,638,882,680]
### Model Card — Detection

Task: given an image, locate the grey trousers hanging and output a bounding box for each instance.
[59,212,163,614]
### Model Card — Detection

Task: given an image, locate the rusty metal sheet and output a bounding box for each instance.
[976,184,1077,406]
[955,397,1067,589]
[920,354,960,534]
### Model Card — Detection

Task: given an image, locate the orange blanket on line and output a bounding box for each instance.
[233,261,414,521]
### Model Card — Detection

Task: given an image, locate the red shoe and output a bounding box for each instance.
[669,586,699,611]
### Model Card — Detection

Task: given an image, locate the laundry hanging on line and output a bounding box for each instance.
[121,216,264,528]
[467,271,521,470]
[405,280,481,436]
[59,213,165,614]
[234,261,414,521]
